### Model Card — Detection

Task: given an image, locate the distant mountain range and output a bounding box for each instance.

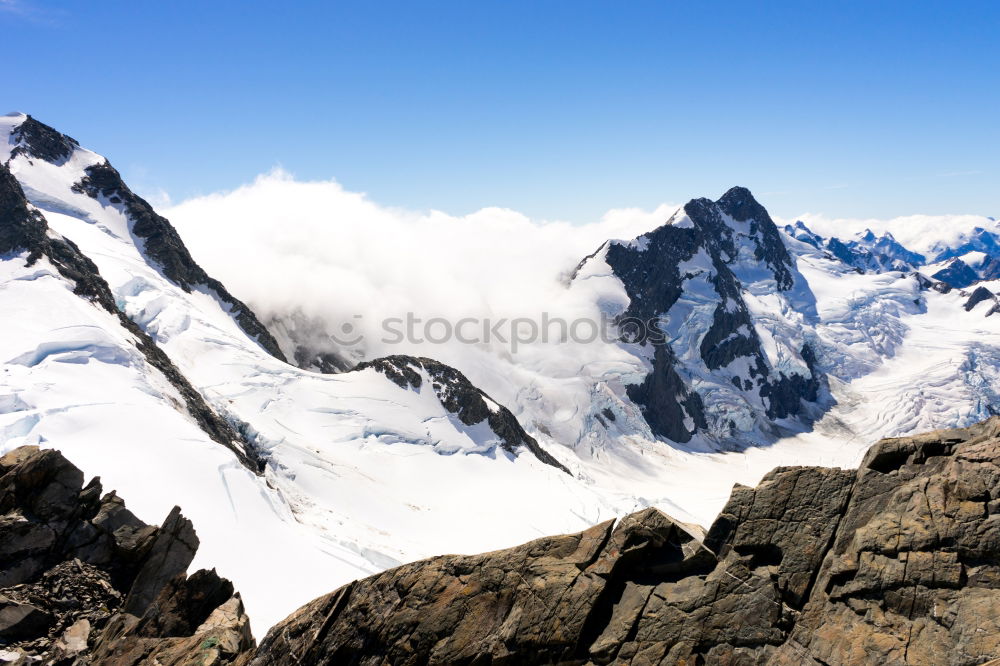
[785,218,1000,287]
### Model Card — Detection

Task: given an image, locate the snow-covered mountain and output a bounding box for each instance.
[3,112,1000,636]
[785,218,1000,288]
[572,187,824,445]
[0,113,617,632]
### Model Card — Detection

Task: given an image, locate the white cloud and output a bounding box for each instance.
[165,172,1000,346]
[165,168,675,360]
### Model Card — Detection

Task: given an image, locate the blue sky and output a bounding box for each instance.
[4,1,997,221]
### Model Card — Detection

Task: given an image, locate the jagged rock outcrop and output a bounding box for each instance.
[0,162,265,473]
[963,285,996,313]
[573,186,822,444]
[824,229,926,274]
[355,355,570,473]
[0,446,254,664]
[250,417,1000,665]
[9,115,79,165]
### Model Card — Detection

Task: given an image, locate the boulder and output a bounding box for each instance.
[0,599,53,641]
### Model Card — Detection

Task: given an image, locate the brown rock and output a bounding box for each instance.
[249,416,1000,666]
[0,446,252,664]
[121,505,199,616]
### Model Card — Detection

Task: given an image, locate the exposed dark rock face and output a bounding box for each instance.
[827,236,873,268]
[0,446,254,664]
[624,345,707,443]
[8,115,80,165]
[1,161,51,258]
[980,255,1000,281]
[914,272,954,295]
[250,417,1000,665]
[769,419,1000,664]
[964,285,996,312]
[119,506,199,617]
[934,258,980,289]
[0,164,264,473]
[580,186,822,443]
[68,159,286,363]
[716,185,795,290]
[355,355,570,473]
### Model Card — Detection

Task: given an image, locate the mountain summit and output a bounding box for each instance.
[573,187,822,444]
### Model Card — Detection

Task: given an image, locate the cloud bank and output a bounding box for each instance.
[165,169,676,359]
[166,171,997,365]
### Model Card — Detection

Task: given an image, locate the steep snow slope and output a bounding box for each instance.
[0,160,378,634]
[0,114,626,632]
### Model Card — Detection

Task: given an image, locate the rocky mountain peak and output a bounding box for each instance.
[705,186,794,290]
[783,220,824,249]
[2,114,288,365]
[582,187,820,445]
[933,258,979,289]
[8,114,80,165]
[570,218,808,447]
[715,185,767,222]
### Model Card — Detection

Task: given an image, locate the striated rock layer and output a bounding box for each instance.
[0,446,253,664]
[250,417,1000,665]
